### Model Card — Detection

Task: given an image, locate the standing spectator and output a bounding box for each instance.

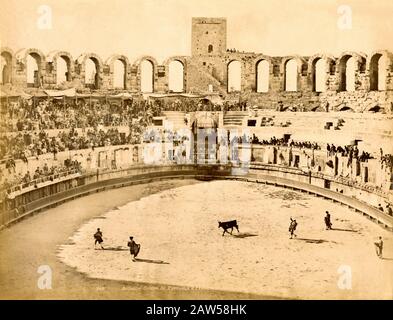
[374,236,383,259]
[386,204,393,216]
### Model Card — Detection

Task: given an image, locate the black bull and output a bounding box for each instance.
[218,220,239,236]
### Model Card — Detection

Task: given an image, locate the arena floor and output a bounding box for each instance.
[1,179,392,299]
[59,180,392,299]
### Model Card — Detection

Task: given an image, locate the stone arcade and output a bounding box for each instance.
[1,17,393,113]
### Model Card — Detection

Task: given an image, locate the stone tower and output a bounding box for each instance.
[191,17,227,56]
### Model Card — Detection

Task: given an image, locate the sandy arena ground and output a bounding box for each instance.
[2,180,268,299]
[58,180,393,299]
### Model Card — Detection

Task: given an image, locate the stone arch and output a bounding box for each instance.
[253,55,272,93]
[336,52,367,92]
[16,48,46,87]
[311,105,325,112]
[77,53,103,89]
[367,50,393,91]
[227,59,242,92]
[308,54,335,92]
[133,55,158,93]
[106,54,130,89]
[280,56,307,91]
[191,112,218,128]
[163,56,187,93]
[1,47,15,84]
[280,56,305,92]
[47,51,74,84]
[338,105,355,112]
[368,105,384,113]
[280,56,306,74]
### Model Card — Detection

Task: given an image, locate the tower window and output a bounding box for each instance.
[208,44,213,53]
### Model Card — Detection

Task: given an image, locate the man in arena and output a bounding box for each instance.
[94,228,104,249]
[324,211,333,230]
[374,236,383,258]
[127,236,140,261]
[289,218,298,239]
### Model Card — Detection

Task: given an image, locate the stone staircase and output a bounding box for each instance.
[223,111,248,126]
[187,60,227,96]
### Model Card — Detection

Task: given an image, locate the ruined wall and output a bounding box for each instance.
[1,17,393,113]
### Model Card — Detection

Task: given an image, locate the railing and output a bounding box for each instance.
[6,169,81,195]
[0,162,392,231]
[250,161,390,199]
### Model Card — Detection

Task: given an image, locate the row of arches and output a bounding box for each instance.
[227,52,390,93]
[1,49,186,92]
[1,48,391,94]
[57,56,184,92]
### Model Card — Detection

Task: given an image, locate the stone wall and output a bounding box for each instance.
[1,18,393,113]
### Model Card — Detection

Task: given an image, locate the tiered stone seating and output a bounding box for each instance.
[223,111,247,126]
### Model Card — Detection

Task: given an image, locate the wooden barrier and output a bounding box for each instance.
[1,163,392,232]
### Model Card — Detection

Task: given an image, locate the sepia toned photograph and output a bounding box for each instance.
[0,0,392,302]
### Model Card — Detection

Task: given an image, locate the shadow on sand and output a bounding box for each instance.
[381,257,393,261]
[232,233,258,239]
[134,258,170,265]
[101,246,128,251]
[330,227,358,233]
[295,238,328,244]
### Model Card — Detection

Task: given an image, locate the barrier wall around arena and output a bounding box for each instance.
[1,162,392,232]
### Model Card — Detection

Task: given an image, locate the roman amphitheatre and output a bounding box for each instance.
[0,17,392,300]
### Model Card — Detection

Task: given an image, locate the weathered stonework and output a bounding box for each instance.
[1,18,393,113]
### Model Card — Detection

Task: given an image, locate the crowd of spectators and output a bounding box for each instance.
[143,128,191,145]
[327,144,373,163]
[0,98,164,133]
[0,97,247,134]
[250,135,321,150]
[380,153,393,169]
[0,127,140,162]
[1,160,81,192]
[0,98,159,191]
[0,96,164,161]
[1,96,391,198]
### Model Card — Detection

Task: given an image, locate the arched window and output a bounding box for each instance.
[285,59,297,92]
[27,53,41,87]
[256,60,269,93]
[346,57,356,92]
[168,60,184,92]
[113,59,126,89]
[313,58,326,92]
[85,58,99,89]
[1,53,12,84]
[338,55,356,92]
[208,44,213,54]
[56,56,70,85]
[370,54,386,91]
[141,60,154,93]
[227,60,241,92]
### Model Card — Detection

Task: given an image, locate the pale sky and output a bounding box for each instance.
[1,0,392,63]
